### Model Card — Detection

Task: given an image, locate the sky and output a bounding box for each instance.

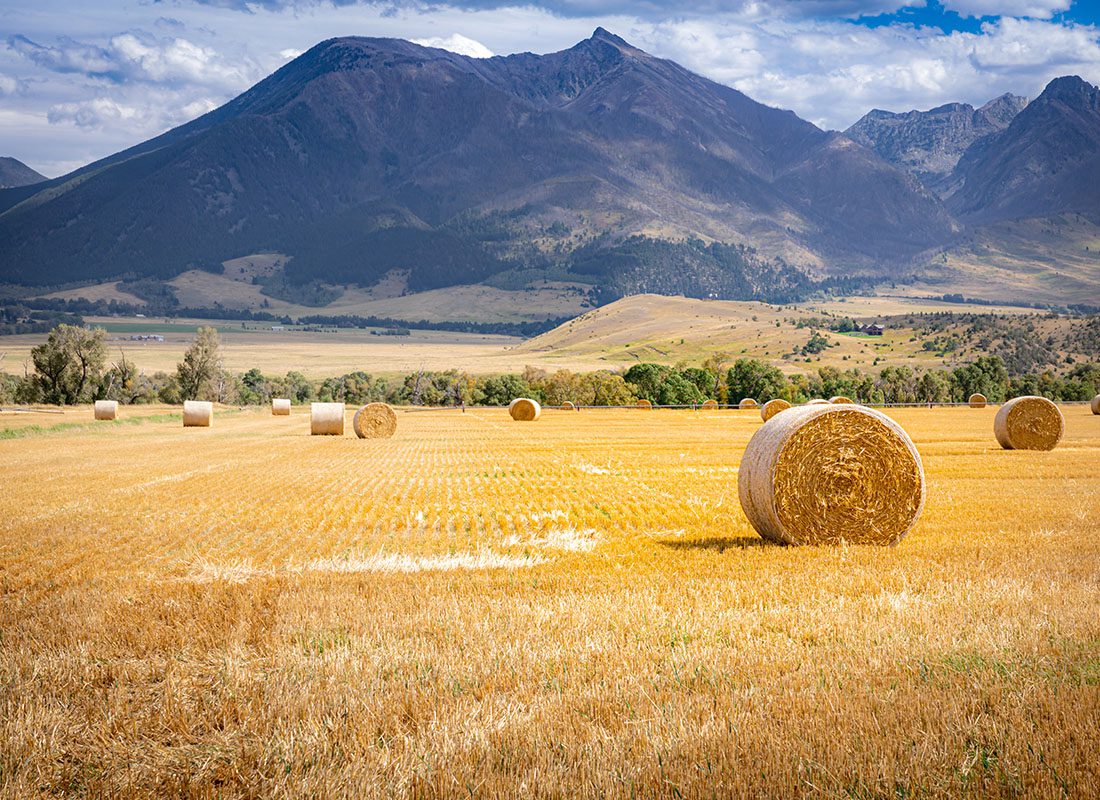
[2,0,1099,178]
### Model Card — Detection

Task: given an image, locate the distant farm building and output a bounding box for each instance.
[128,334,165,342]
[857,324,885,336]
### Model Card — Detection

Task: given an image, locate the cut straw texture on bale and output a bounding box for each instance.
[761,398,791,422]
[636,399,652,410]
[272,398,291,416]
[994,396,1064,451]
[94,400,118,421]
[182,400,213,428]
[829,396,854,405]
[701,400,718,410]
[969,393,987,409]
[739,405,925,546]
[352,403,397,439]
[1091,394,1100,415]
[739,398,759,409]
[509,398,541,421]
[310,402,345,436]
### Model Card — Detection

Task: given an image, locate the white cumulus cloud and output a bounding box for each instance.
[412,33,494,58]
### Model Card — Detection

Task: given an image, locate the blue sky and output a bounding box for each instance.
[2,0,1099,177]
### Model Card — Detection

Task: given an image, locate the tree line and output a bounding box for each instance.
[3,324,1100,408]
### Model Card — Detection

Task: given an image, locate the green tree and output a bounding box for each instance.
[176,326,222,401]
[950,356,1009,403]
[30,324,107,404]
[725,359,787,403]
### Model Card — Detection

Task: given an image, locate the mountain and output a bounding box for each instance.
[948,76,1100,224]
[0,29,956,298]
[0,157,45,189]
[845,93,1027,194]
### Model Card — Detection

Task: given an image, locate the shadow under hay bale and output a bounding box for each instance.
[509,398,541,421]
[311,402,345,436]
[761,398,791,422]
[94,400,117,421]
[353,403,397,439]
[994,396,1064,451]
[739,404,925,546]
[183,400,213,428]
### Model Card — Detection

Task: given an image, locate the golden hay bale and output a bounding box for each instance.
[739,404,925,546]
[738,398,758,409]
[353,403,397,439]
[509,398,541,421]
[701,399,719,410]
[561,401,576,411]
[636,399,652,409]
[807,399,831,406]
[94,400,118,421]
[182,400,213,428]
[760,398,791,422]
[829,396,854,404]
[310,402,345,436]
[1090,394,1099,415]
[969,393,987,409]
[994,396,1064,451]
[272,398,291,415]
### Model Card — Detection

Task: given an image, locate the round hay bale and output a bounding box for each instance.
[829,395,854,404]
[561,401,576,411]
[94,400,118,421]
[353,403,397,439]
[183,400,213,428]
[272,398,291,415]
[994,396,1063,451]
[636,399,652,410]
[509,398,541,421]
[1092,394,1100,415]
[969,393,987,409]
[701,399,719,410]
[738,398,758,409]
[807,399,831,406]
[310,402,345,436]
[739,404,925,546]
[760,398,791,422]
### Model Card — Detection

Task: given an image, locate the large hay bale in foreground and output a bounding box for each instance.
[739,404,925,546]
[272,398,291,416]
[829,396,854,405]
[183,400,213,428]
[311,402,345,436]
[738,398,758,409]
[509,398,541,421]
[701,400,718,410]
[1091,394,1100,415]
[94,400,118,421]
[353,403,397,439]
[636,399,652,410]
[994,396,1064,451]
[760,398,791,422]
[969,393,987,409]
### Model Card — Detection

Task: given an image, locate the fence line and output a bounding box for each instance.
[401,400,1092,412]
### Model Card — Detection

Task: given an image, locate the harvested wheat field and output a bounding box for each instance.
[2,405,1099,797]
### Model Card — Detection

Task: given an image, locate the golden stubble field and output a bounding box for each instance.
[2,405,1099,797]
